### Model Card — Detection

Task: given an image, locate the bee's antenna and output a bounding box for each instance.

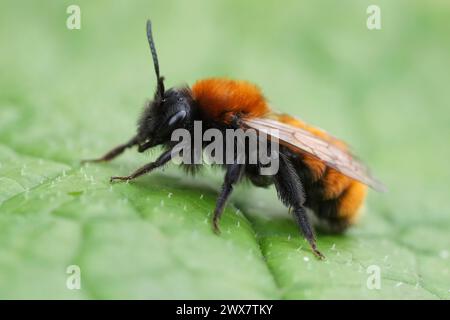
[146,20,165,98]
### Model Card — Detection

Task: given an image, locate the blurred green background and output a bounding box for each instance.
[0,0,449,299]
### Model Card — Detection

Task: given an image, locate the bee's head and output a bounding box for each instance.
[137,87,194,151]
[136,21,194,152]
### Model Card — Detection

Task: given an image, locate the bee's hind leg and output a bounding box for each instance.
[273,153,325,259]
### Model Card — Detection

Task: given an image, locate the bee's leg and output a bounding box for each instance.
[212,163,245,234]
[81,136,139,163]
[110,149,172,182]
[273,154,324,259]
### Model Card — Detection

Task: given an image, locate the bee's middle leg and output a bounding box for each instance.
[212,163,245,233]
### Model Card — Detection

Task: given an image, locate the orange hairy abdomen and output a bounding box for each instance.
[192,78,270,122]
[275,114,367,222]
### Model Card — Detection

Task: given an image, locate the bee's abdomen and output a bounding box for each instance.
[273,113,368,233]
[314,170,367,233]
[293,155,367,233]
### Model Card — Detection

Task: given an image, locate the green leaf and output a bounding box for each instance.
[0,0,449,299]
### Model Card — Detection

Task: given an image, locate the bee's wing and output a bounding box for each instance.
[243,117,387,192]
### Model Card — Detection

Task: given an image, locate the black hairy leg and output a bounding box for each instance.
[213,163,245,234]
[273,153,324,259]
[110,149,172,182]
[81,136,139,163]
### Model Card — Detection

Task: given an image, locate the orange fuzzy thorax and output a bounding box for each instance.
[192,78,270,123]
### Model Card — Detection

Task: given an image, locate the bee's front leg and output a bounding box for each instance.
[82,136,139,164]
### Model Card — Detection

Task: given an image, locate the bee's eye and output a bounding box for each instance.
[167,110,187,127]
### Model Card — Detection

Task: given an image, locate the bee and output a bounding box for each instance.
[83,20,386,259]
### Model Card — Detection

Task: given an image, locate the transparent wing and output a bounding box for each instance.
[243,117,387,192]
